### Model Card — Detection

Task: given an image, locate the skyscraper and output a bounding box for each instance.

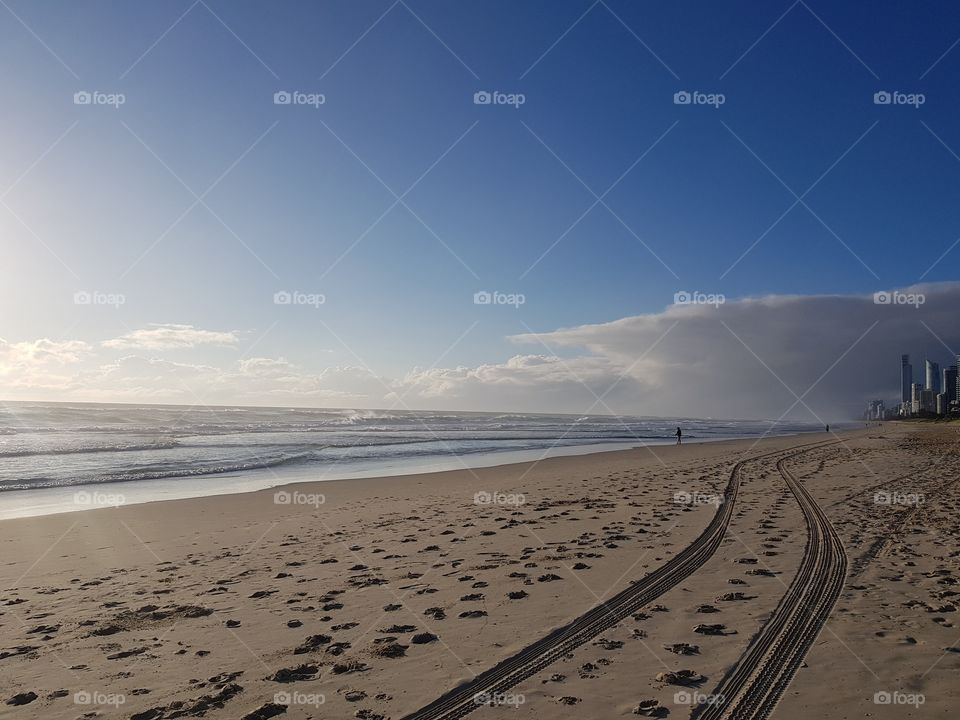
[926,360,940,393]
[942,365,957,408]
[957,356,960,405]
[901,354,912,404]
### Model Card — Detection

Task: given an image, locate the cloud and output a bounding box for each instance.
[500,282,960,419]
[395,355,627,406]
[103,324,239,351]
[3,283,959,419]
[0,338,92,391]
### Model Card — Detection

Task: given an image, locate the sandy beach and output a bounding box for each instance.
[1,424,956,719]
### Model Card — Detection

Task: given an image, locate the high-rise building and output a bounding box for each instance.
[942,365,957,407]
[937,392,948,415]
[912,382,925,414]
[901,354,912,403]
[926,360,940,393]
[865,399,885,420]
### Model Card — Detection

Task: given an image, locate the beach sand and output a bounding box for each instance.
[0,425,955,719]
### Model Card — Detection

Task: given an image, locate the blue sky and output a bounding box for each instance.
[2,1,959,418]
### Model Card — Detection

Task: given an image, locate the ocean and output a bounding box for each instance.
[0,402,824,518]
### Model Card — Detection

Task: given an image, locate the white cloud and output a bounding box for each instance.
[103,324,238,351]
[0,338,91,366]
[0,338,92,391]
[3,283,959,419]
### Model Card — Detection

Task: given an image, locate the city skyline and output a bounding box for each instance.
[888,347,959,418]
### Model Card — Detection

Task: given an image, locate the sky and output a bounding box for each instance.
[1,0,959,420]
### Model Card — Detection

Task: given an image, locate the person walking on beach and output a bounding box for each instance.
[675,426,682,445]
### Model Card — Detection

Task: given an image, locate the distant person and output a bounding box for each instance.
[825,424,830,432]
[675,426,682,445]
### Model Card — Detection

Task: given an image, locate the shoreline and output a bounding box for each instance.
[5,425,956,720]
[0,430,829,521]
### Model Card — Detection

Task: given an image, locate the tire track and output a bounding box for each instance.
[693,448,847,720]
[400,439,838,720]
